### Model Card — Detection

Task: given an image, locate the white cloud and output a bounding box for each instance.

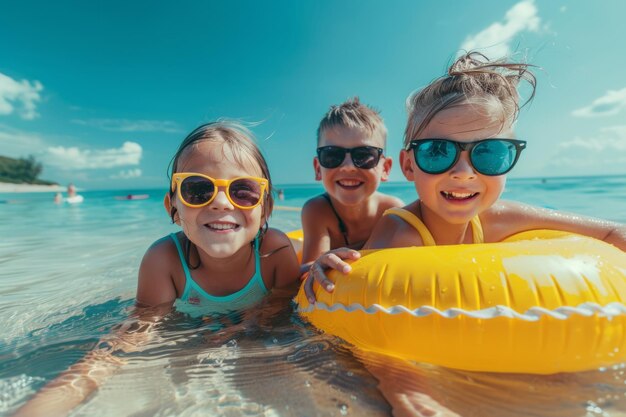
[571,87,626,118]
[110,168,142,179]
[549,126,626,174]
[460,0,540,58]
[72,118,183,133]
[0,124,46,156]
[44,141,142,170]
[0,72,43,120]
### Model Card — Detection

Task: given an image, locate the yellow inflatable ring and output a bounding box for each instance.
[294,230,626,374]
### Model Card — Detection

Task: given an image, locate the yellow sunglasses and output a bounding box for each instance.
[171,173,268,209]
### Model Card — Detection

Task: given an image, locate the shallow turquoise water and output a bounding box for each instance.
[1,176,625,416]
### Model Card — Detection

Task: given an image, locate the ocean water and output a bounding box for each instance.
[1,176,625,417]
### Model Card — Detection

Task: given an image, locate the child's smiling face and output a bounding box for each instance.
[314,125,391,206]
[401,103,514,224]
[173,140,266,259]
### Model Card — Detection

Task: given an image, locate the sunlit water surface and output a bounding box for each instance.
[1,176,625,416]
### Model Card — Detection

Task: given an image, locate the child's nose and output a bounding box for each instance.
[210,189,234,209]
[450,152,476,179]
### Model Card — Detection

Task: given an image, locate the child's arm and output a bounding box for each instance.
[303,211,419,302]
[484,201,626,250]
[301,196,407,302]
[301,197,333,264]
[12,240,177,417]
[11,305,168,417]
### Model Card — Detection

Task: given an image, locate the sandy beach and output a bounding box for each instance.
[0,182,66,193]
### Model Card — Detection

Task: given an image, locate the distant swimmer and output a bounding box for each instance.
[65,195,84,204]
[54,192,62,204]
[67,183,77,198]
[63,183,83,203]
[114,194,149,200]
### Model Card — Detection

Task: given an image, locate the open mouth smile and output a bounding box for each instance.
[205,222,240,232]
[441,191,479,201]
[337,179,363,189]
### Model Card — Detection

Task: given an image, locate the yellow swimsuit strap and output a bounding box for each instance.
[383,208,436,246]
[383,207,484,245]
[470,215,484,244]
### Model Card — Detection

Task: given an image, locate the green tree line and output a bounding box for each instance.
[0,155,57,185]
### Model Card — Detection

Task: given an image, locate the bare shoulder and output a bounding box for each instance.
[364,207,424,249]
[260,228,300,288]
[377,192,404,210]
[137,234,179,307]
[141,235,178,267]
[479,200,543,239]
[481,200,530,221]
[302,195,333,223]
[260,227,294,254]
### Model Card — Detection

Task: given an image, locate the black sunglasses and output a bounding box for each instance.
[317,146,384,169]
[407,138,526,176]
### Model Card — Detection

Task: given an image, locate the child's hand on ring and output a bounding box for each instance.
[304,248,361,303]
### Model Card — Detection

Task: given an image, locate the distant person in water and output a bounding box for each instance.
[53,192,62,204]
[67,183,77,198]
[277,189,285,200]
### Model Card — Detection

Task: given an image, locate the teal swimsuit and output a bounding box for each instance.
[170,233,269,317]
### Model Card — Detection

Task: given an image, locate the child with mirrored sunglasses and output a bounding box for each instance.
[300,97,403,275]
[13,121,301,417]
[305,52,625,300]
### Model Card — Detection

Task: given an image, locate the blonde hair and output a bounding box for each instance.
[404,52,537,149]
[317,97,387,146]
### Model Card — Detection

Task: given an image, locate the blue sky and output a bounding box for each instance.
[1,0,625,189]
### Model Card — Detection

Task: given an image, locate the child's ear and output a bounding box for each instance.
[164,193,181,225]
[380,156,393,182]
[163,192,171,213]
[313,157,322,181]
[400,150,415,180]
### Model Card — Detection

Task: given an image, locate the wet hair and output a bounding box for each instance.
[404,52,537,149]
[316,97,387,146]
[168,121,274,268]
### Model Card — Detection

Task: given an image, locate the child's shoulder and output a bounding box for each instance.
[137,233,181,307]
[481,200,533,221]
[148,232,178,250]
[302,194,329,210]
[301,194,335,221]
[141,233,180,265]
[480,200,542,241]
[365,203,423,249]
[375,192,404,210]
[260,227,294,254]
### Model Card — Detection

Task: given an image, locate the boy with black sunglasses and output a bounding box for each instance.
[300,97,403,271]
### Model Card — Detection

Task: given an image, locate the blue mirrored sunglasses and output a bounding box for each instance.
[407,138,526,176]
